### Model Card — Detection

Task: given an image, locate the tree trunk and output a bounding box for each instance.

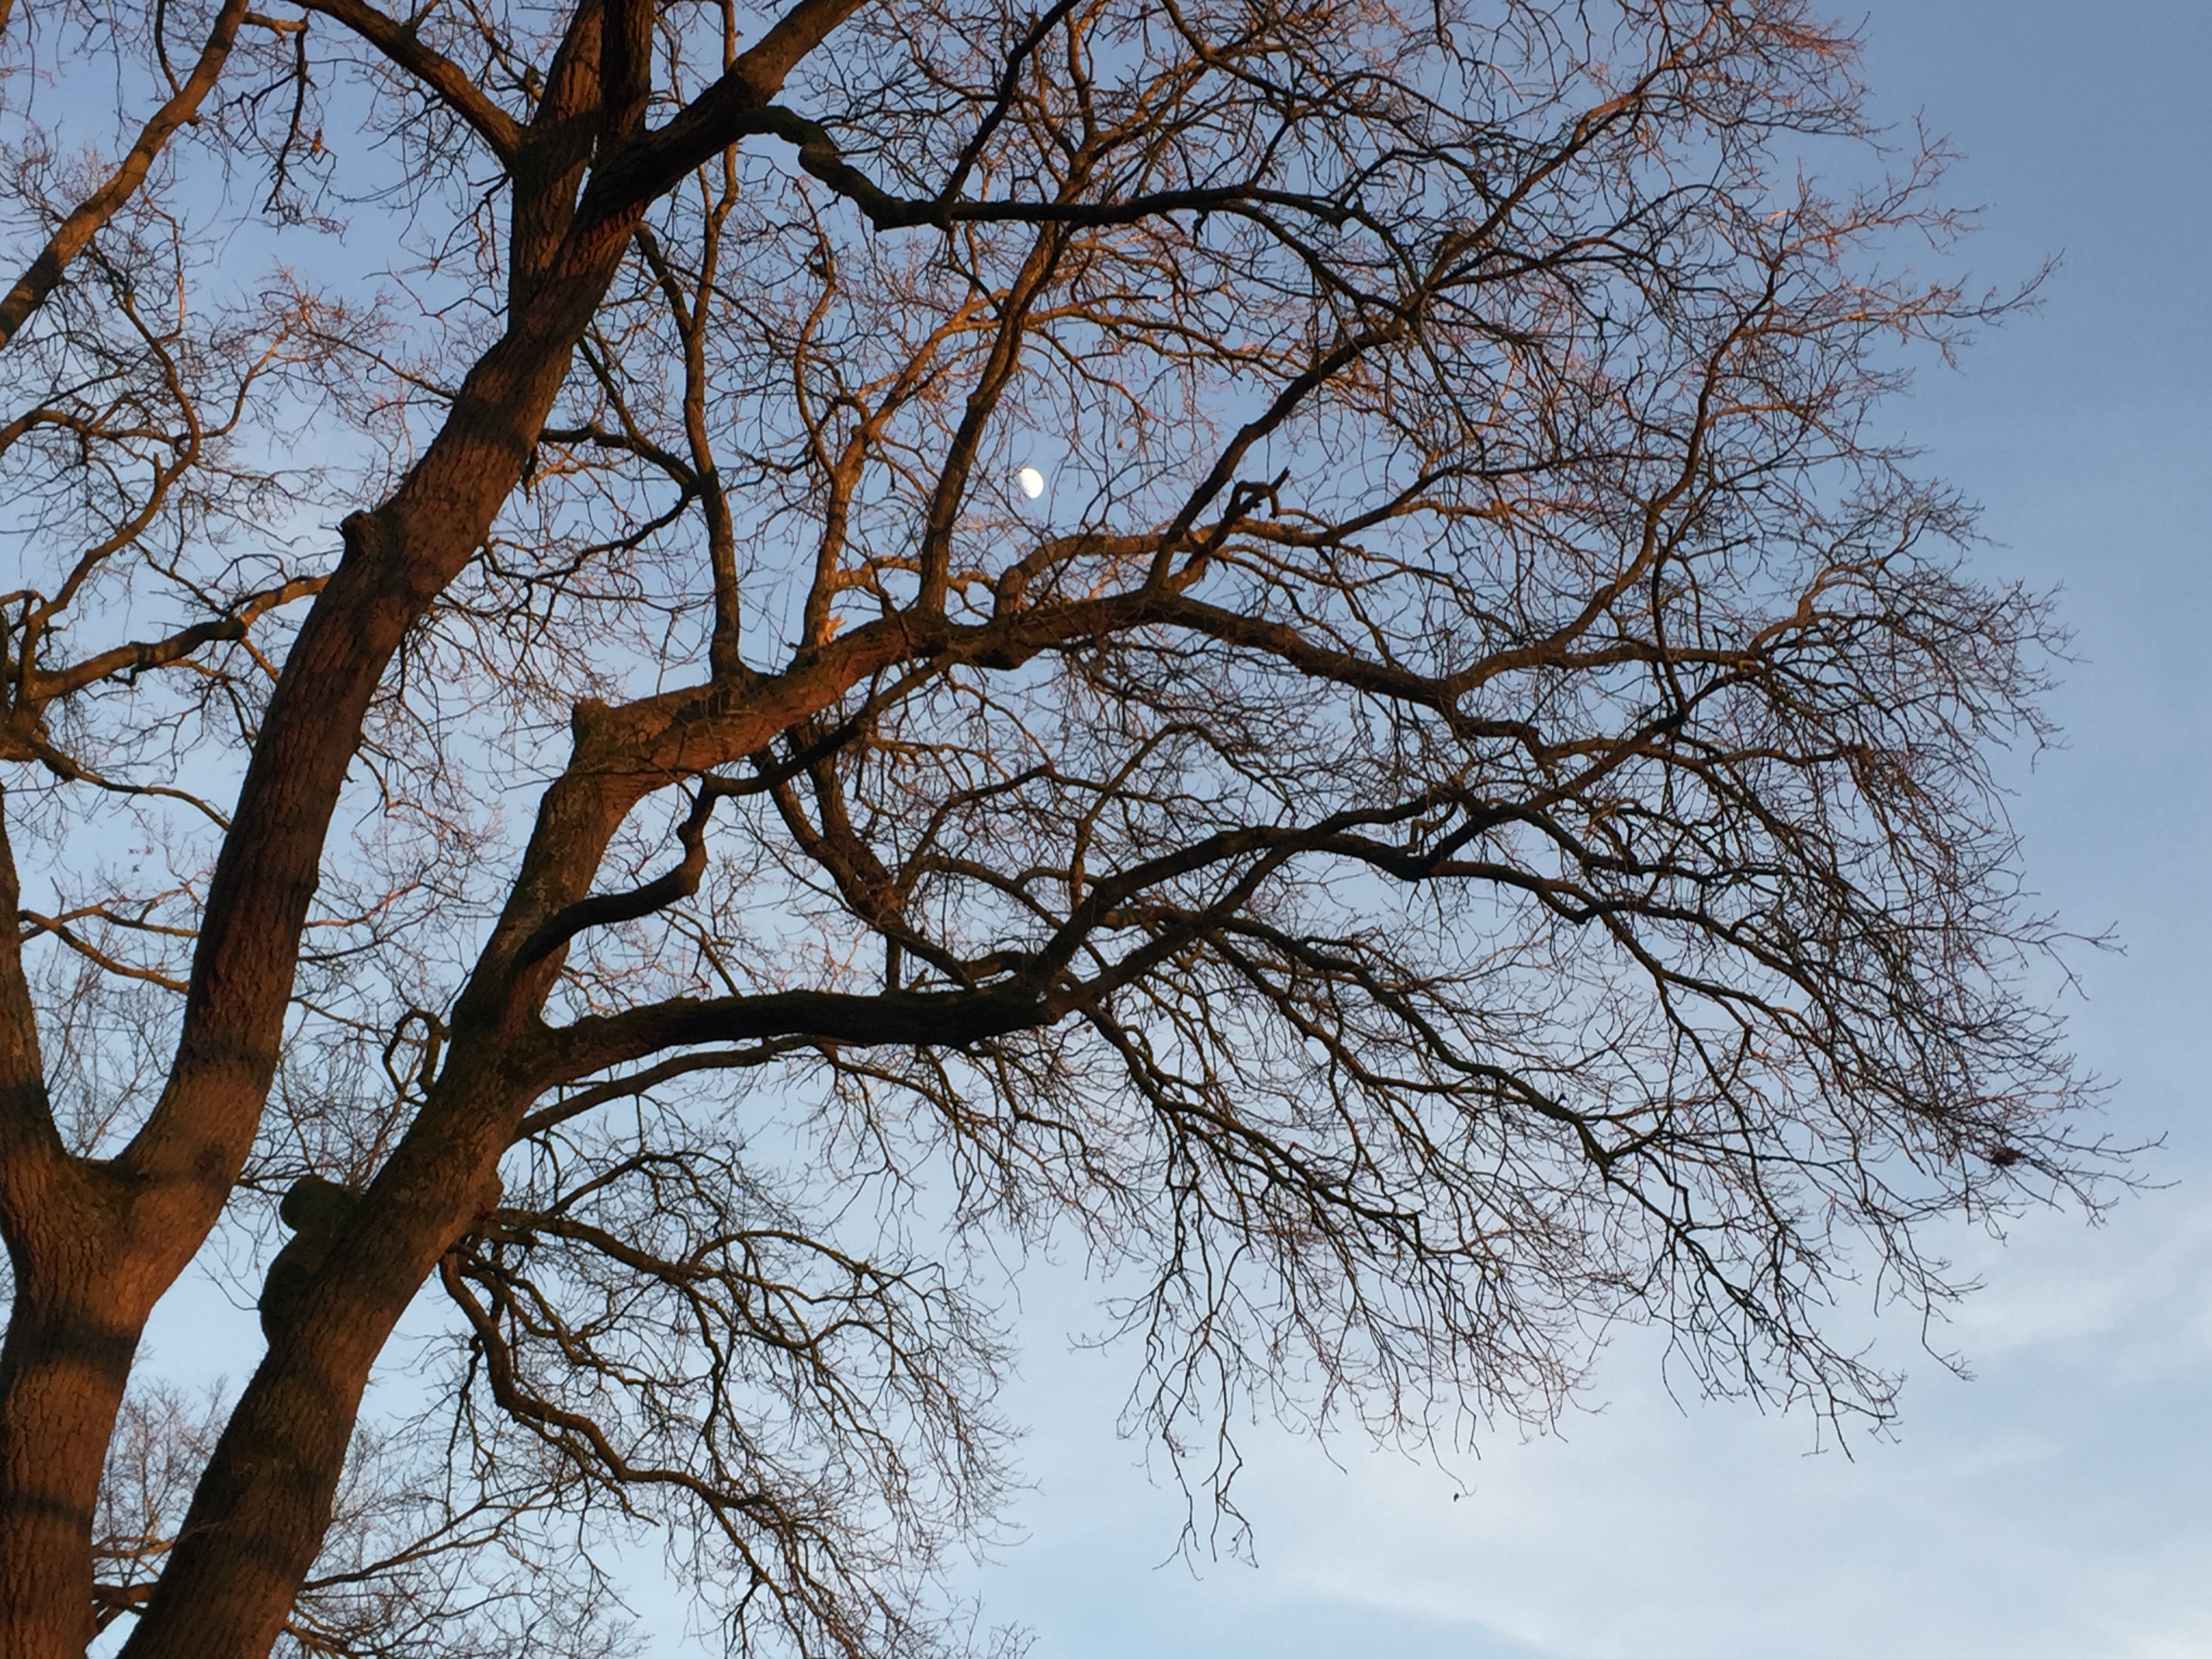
[118,1062,521,1659]
[0,1177,132,1659]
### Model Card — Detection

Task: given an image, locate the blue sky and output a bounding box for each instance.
[949,4,2212,1655]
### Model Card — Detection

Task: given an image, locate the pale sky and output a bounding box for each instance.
[951,3,2212,1655]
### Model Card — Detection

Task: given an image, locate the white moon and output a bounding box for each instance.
[1017,466,1046,499]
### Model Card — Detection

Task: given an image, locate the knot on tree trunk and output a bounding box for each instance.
[257,1176,361,1342]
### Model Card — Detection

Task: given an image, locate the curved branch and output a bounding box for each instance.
[514,1042,806,1141]
[0,0,253,352]
[578,0,872,220]
[20,575,329,705]
[294,0,525,162]
[510,789,719,976]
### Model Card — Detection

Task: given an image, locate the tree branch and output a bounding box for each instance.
[647,102,1347,234]
[18,575,329,706]
[544,979,1058,1082]
[294,0,525,163]
[0,0,253,352]
[0,790,62,1185]
[578,0,872,220]
[509,790,718,976]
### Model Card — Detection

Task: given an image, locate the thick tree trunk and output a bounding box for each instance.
[0,798,132,1659]
[117,1074,517,1659]
[0,272,607,1659]
[106,262,638,1659]
[0,1206,131,1659]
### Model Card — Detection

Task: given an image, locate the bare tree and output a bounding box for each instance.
[0,0,2112,1655]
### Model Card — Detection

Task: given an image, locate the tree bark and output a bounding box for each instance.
[0,802,136,1658]
[0,1189,134,1659]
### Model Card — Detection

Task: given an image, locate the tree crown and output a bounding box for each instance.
[0,2,2110,1655]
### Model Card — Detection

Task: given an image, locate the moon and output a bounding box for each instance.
[1018,466,1046,499]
